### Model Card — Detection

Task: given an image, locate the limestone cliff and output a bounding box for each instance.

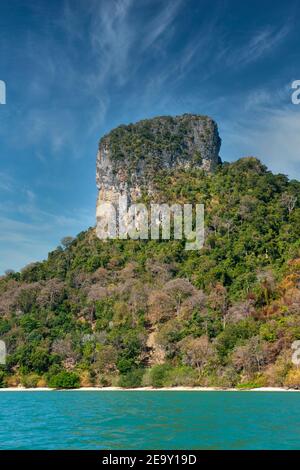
[96,114,221,207]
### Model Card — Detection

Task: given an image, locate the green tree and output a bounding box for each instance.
[48,371,80,389]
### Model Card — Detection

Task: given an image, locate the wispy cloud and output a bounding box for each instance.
[141,0,182,51]
[0,172,14,192]
[224,23,291,68]
[0,177,95,273]
[0,202,94,273]
[87,0,135,88]
[242,82,292,111]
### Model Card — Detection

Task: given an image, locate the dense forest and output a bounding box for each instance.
[1,157,300,389]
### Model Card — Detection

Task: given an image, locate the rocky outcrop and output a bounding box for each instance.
[96,113,221,207]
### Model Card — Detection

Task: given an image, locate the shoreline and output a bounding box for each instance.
[0,386,299,392]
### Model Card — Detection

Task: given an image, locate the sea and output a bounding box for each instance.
[0,391,299,449]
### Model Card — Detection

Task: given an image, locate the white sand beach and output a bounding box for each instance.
[0,386,299,392]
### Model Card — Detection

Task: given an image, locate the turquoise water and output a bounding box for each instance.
[0,391,299,449]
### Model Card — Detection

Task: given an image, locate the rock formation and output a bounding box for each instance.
[96,113,221,208]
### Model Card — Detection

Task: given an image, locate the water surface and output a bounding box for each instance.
[0,391,299,449]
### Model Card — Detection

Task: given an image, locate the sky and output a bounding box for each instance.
[0,0,300,273]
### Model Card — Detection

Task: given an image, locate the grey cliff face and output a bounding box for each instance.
[96,114,221,206]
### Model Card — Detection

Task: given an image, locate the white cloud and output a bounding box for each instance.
[222,106,300,179]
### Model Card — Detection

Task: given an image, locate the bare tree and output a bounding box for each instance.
[179,335,215,378]
[232,336,266,375]
[147,290,174,323]
[86,284,108,302]
[281,193,297,214]
[225,299,255,325]
[208,283,228,327]
[37,279,65,308]
[4,269,15,277]
[94,345,118,374]
[61,236,75,249]
[163,279,196,314]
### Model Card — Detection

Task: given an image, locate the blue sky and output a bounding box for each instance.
[0,0,300,273]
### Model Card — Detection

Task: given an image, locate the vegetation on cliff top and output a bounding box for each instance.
[100,114,220,176]
[1,157,300,389]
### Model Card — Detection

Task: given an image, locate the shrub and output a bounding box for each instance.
[21,373,40,388]
[0,319,10,335]
[79,370,93,387]
[119,369,144,388]
[236,375,266,389]
[29,349,53,374]
[97,373,119,387]
[0,369,7,388]
[149,364,172,388]
[264,352,292,386]
[211,366,239,388]
[141,368,152,387]
[216,319,259,360]
[47,371,80,389]
[260,322,278,342]
[284,368,300,389]
[163,366,197,387]
[117,358,135,374]
[5,374,21,387]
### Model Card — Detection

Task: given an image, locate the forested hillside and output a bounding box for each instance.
[1,157,300,389]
